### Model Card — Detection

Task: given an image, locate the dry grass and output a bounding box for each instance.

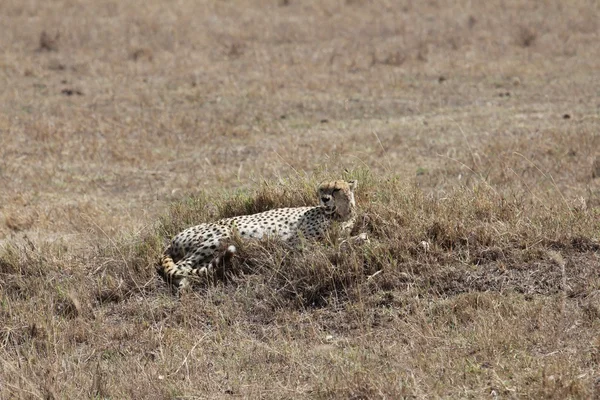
[1,174,599,398]
[1,0,600,398]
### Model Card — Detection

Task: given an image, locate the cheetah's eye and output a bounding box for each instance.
[332,188,341,193]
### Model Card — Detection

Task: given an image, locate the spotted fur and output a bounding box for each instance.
[158,180,358,290]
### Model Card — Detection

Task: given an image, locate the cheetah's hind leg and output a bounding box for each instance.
[203,244,237,282]
[175,244,237,291]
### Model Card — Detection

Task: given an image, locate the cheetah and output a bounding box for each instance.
[158,180,361,290]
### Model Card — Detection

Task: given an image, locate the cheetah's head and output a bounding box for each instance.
[317,180,357,219]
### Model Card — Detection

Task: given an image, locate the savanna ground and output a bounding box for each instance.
[1,0,599,398]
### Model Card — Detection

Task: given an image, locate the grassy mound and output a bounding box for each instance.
[140,170,599,307]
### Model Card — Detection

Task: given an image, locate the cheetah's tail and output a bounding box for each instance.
[157,245,178,285]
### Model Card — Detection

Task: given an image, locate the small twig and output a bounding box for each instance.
[169,334,209,377]
[272,149,301,177]
[367,270,383,281]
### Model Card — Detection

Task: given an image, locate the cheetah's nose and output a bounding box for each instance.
[321,196,331,203]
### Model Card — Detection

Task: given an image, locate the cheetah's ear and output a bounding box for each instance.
[347,180,357,191]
